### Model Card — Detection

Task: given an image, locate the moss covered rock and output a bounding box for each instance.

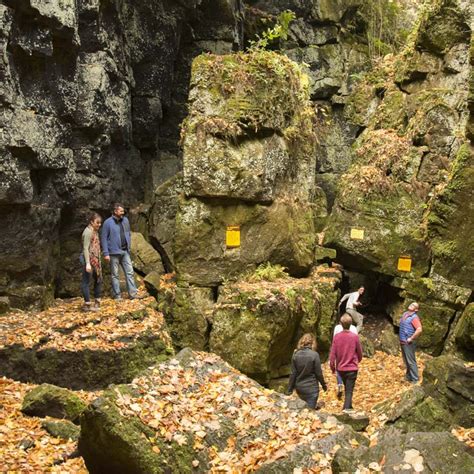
[174,196,316,286]
[332,427,474,473]
[22,384,86,422]
[416,0,471,55]
[172,50,319,286]
[422,354,474,427]
[428,143,474,289]
[79,387,198,474]
[209,267,341,384]
[41,419,80,441]
[79,349,356,473]
[453,303,474,359]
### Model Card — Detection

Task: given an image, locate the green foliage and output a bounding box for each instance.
[248,10,296,51]
[358,0,410,62]
[246,262,289,282]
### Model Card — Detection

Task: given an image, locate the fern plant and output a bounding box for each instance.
[248,10,296,51]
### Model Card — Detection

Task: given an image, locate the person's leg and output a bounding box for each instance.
[400,344,411,380]
[110,255,122,299]
[405,343,419,382]
[336,371,343,399]
[81,267,91,303]
[341,371,357,410]
[347,309,364,333]
[93,269,102,308]
[121,251,138,298]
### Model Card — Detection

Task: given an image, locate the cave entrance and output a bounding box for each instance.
[340,268,403,344]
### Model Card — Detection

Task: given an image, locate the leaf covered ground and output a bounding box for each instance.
[0,299,472,472]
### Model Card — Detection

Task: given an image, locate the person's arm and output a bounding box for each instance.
[338,293,349,306]
[355,335,363,362]
[82,228,92,271]
[287,356,297,394]
[101,220,110,257]
[329,339,337,373]
[314,353,327,391]
[408,318,422,343]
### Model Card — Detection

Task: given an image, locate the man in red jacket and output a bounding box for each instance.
[330,314,363,413]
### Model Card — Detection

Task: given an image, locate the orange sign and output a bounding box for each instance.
[398,256,412,272]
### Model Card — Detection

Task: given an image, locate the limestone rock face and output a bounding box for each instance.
[0,0,243,310]
[453,304,474,359]
[171,51,319,285]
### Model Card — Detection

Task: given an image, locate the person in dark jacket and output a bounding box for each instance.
[101,203,138,300]
[287,333,327,409]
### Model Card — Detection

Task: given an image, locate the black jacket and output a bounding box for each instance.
[287,348,327,397]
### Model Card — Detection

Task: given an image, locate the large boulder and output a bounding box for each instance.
[167,50,320,285]
[22,384,86,422]
[0,298,173,389]
[130,232,165,276]
[174,196,316,286]
[80,349,365,473]
[332,427,474,473]
[422,355,474,427]
[209,266,341,384]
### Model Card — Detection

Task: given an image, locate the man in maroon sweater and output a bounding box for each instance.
[330,314,363,412]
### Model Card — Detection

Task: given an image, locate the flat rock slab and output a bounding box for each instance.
[0,298,173,389]
[334,411,370,431]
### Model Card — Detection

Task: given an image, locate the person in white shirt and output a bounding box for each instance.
[338,286,365,333]
[332,317,358,399]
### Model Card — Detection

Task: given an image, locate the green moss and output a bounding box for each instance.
[246,262,289,282]
[79,389,200,473]
[22,384,87,422]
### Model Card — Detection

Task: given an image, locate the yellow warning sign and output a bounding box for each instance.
[350,228,365,240]
[226,225,241,248]
[398,256,412,272]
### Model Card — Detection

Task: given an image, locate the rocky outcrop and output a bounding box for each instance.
[166,50,319,285]
[210,266,341,384]
[0,0,244,311]
[79,349,366,473]
[332,427,474,473]
[0,298,173,389]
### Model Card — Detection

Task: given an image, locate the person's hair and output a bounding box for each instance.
[359,286,365,290]
[297,333,317,351]
[88,212,102,224]
[112,202,124,212]
[408,301,419,311]
[341,313,353,330]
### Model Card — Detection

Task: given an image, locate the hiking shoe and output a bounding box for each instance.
[93,299,101,310]
[337,384,343,400]
[342,408,355,414]
[129,293,146,300]
[82,303,98,312]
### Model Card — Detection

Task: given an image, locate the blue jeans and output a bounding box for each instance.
[110,252,137,298]
[401,342,419,382]
[81,266,102,303]
[336,371,343,385]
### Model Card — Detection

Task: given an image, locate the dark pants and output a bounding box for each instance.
[401,342,419,382]
[339,370,358,410]
[297,388,319,409]
[81,266,102,303]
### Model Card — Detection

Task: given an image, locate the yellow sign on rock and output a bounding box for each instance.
[398,256,412,272]
[226,225,241,248]
[350,228,365,240]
